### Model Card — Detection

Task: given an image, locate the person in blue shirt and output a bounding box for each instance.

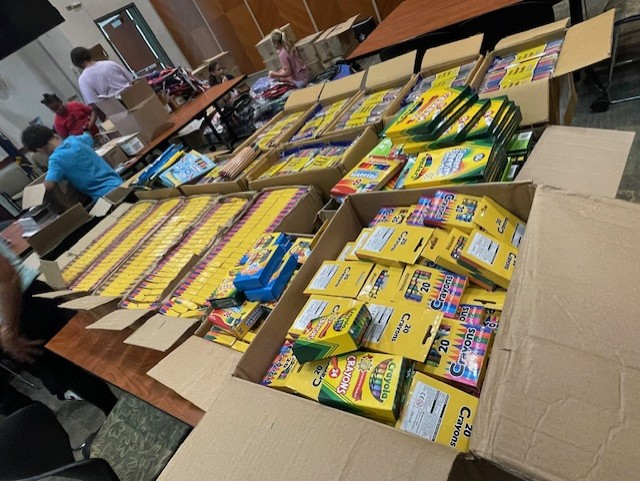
[21,125,122,201]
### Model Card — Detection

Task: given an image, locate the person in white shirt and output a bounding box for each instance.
[70,46,134,106]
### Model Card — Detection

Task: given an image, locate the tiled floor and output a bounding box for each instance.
[4,0,640,479]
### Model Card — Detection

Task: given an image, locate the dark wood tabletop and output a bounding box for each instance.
[117,75,247,174]
[348,0,520,60]
[0,222,30,257]
[46,311,205,427]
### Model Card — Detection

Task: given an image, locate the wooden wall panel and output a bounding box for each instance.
[246,0,315,40]
[306,0,376,30]
[195,0,264,73]
[150,0,221,67]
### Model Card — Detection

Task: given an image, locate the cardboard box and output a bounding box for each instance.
[250,84,325,151]
[96,80,173,143]
[296,32,322,64]
[246,127,379,198]
[95,141,128,168]
[307,60,324,80]
[256,23,297,61]
[263,56,282,73]
[314,15,361,61]
[116,134,145,156]
[325,52,417,136]
[26,203,93,257]
[471,11,615,125]
[516,125,634,198]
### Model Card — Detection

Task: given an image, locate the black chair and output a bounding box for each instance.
[457,1,556,52]
[0,402,119,481]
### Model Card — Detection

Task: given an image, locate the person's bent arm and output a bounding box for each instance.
[0,256,42,363]
[43,180,58,192]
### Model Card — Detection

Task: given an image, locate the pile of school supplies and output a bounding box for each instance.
[159,188,310,320]
[253,111,306,150]
[331,87,402,131]
[120,196,251,310]
[158,151,218,187]
[262,193,523,452]
[258,143,351,180]
[503,130,535,181]
[479,40,563,93]
[405,60,478,105]
[290,99,351,142]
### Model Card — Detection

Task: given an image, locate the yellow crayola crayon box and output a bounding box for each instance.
[337,242,356,261]
[349,228,374,260]
[355,223,435,267]
[303,261,374,298]
[457,287,507,331]
[207,301,264,339]
[288,295,360,338]
[419,228,450,264]
[418,320,494,392]
[396,372,478,452]
[459,229,517,289]
[421,191,482,233]
[289,237,313,265]
[292,302,372,362]
[369,206,412,226]
[431,228,497,291]
[357,264,404,303]
[261,341,329,401]
[363,300,443,362]
[396,265,467,318]
[474,196,526,248]
[319,352,409,423]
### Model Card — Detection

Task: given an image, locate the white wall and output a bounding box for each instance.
[0,0,189,148]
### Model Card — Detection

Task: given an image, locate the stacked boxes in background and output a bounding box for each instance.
[314,15,361,68]
[191,51,242,83]
[295,32,324,79]
[256,23,298,73]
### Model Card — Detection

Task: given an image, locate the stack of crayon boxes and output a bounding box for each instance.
[157,188,313,353]
[262,192,524,453]
[257,142,351,180]
[330,87,402,132]
[330,86,523,195]
[479,40,563,94]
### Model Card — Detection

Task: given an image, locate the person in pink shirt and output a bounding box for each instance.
[268,29,310,88]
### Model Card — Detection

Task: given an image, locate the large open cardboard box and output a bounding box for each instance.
[96,80,173,143]
[159,181,640,480]
[246,127,379,197]
[314,15,361,61]
[324,52,417,136]
[286,72,365,146]
[250,84,324,151]
[472,10,615,126]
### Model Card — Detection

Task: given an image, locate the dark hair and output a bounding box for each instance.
[21,125,55,151]
[41,93,62,106]
[208,61,219,74]
[70,47,92,68]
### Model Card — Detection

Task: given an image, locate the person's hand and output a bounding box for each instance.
[268,70,276,79]
[0,331,43,364]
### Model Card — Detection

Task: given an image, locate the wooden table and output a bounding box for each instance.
[46,311,205,427]
[116,75,247,177]
[0,222,30,257]
[347,0,583,60]
[348,0,520,60]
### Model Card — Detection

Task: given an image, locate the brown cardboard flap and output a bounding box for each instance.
[33,289,87,300]
[284,84,324,111]
[134,188,182,200]
[494,18,569,52]
[28,204,92,256]
[365,51,416,91]
[88,198,113,217]
[319,71,366,104]
[40,258,70,290]
[472,187,640,481]
[517,126,634,198]
[123,315,197,351]
[158,378,458,481]
[22,184,47,210]
[147,336,242,411]
[86,309,153,330]
[554,10,615,77]
[421,34,484,72]
[59,295,119,310]
[480,80,550,126]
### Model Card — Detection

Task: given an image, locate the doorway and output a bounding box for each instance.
[96,4,172,76]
